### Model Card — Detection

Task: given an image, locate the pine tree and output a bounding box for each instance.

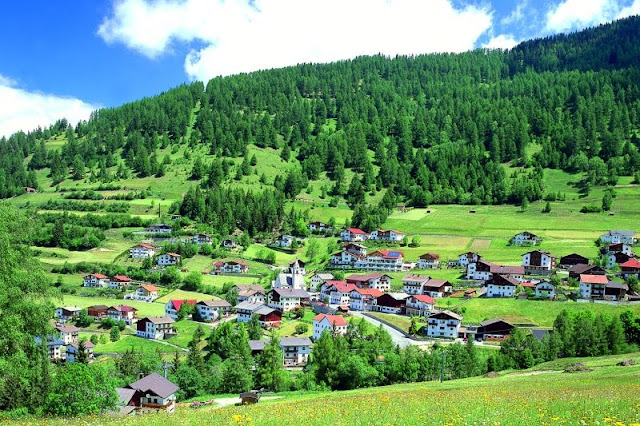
[255,335,286,391]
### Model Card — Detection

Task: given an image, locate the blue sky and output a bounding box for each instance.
[1,0,639,137]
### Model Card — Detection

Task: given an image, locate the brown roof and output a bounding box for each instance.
[198,299,232,307]
[139,284,159,292]
[142,316,175,324]
[128,373,179,399]
[580,274,608,284]
[56,325,80,333]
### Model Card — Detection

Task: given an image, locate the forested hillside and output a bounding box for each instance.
[2,17,640,232]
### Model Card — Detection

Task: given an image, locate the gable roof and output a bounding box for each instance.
[56,325,80,333]
[198,299,232,307]
[487,274,519,287]
[168,299,197,311]
[419,253,440,260]
[235,284,265,294]
[280,337,312,346]
[313,313,347,326]
[87,273,108,279]
[605,230,636,237]
[139,284,159,292]
[351,288,384,298]
[326,281,358,293]
[133,243,156,249]
[345,228,367,234]
[429,310,462,321]
[346,273,388,282]
[479,318,514,327]
[422,279,450,289]
[111,275,131,282]
[141,316,175,324]
[606,281,629,290]
[128,373,179,399]
[368,249,403,259]
[522,250,554,257]
[249,340,266,351]
[116,387,136,405]
[569,264,603,274]
[268,288,310,298]
[580,274,609,284]
[254,306,279,316]
[109,305,137,312]
[235,301,266,311]
[403,274,430,284]
[411,295,435,304]
[620,259,640,269]
[312,273,335,280]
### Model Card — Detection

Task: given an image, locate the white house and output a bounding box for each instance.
[157,253,181,266]
[308,221,331,233]
[402,274,430,295]
[267,288,310,312]
[164,299,197,320]
[107,305,138,325]
[55,306,82,322]
[354,250,410,272]
[600,230,636,245]
[535,281,556,298]
[280,337,312,366]
[83,273,109,288]
[579,274,609,299]
[124,373,179,413]
[427,310,462,339]
[222,239,237,249]
[191,233,212,245]
[66,341,94,363]
[235,301,266,323]
[213,260,249,274]
[235,302,281,327]
[309,273,334,291]
[485,275,518,298]
[522,250,555,274]
[512,231,542,246]
[136,317,175,340]
[235,285,266,304]
[109,275,132,289]
[146,223,172,234]
[369,229,406,242]
[346,273,392,292]
[55,325,79,345]
[467,260,524,282]
[312,314,348,341]
[325,282,357,306]
[348,288,383,311]
[274,235,295,248]
[421,279,453,298]
[418,253,440,269]
[130,243,156,259]
[196,300,232,322]
[125,284,159,302]
[458,252,481,267]
[405,295,435,317]
[340,228,369,242]
[37,337,64,362]
[372,293,410,314]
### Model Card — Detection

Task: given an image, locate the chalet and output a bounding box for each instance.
[329,244,367,268]
[274,234,295,248]
[309,273,334,291]
[126,284,159,302]
[476,319,514,341]
[458,252,481,267]
[346,273,392,292]
[340,228,369,242]
[55,306,82,322]
[146,223,172,234]
[372,292,410,314]
[607,243,633,256]
[235,302,282,327]
[213,260,249,274]
[402,274,430,295]
[191,233,212,245]
[600,230,636,245]
[83,273,109,288]
[36,337,64,362]
[370,229,406,242]
[467,260,524,281]
[512,231,542,246]
[579,274,628,300]
[418,253,440,269]
[157,252,180,266]
[196,299,232,322]
[56,325,79,345]
[422,279,453,298]
[324,282,357,305]
[280,337,313,366]
[235,284,266,304]
[405,295,435,317]
[136,317,175,340]
[165,299,197,320]
[130,243,156,259]
[559,253,589,267]
[312,314,348,340]
[87,305,109,320]
[344,243,368,256]
[620,258,640,278]
[349,288,383,311]
[121,373,179,413]
[354,249,409,272]
[606,251,633,269]
[222,239,237,249]
[66,341,94,363]
[109,275,132,289]
[427,311,462,339]
[308,221,331,233]
[522,250,555,274]
[535,281,556,298]
[485,274,518,298]
[107,305,138,324]
[568,264,605,280]
[267,288,310,312]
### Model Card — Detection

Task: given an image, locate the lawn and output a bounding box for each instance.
[368,312,413,332]
[92,335,178,354]
[166,320,210,348]
[156,289,221,304]
[61,295,165,317]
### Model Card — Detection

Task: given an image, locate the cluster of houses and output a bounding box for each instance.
[329,243,413,272]
[83,273,134,289]
[36,323,94,363]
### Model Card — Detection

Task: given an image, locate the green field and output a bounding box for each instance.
[61,295,165,317]
[93,335,178,354]
[36,353,640,425]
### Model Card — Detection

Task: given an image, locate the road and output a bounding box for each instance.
[350,312,422,348]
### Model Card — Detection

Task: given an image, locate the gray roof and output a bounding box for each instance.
[479,318,513,327]
[607,230,636,236]
[280,337,312,347]
[128,373,179,399]
[249,340,266,351]
[143,316,175,324]
[116,387,136,405]
[254,306,278,316]
[269,288,310,298]
[56,325,80,333]
[531,328,552,340]
[198,299,232,307]
[313,273,334,280]
[235,301,265,311]
[606,281,629,290]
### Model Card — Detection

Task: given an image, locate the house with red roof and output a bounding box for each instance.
[83,273,109,288]
[108,305,138,324]
[579,274,609,299]
[212,259,249,274]
[312,314,348,340]
[406,295,435,316]
[348,288,383,311]
[346,273,392,292]
[129,243,156,259]
[326,282,358,305]
[164,299,198,320]
[109,275,132,289]
[340,227,369,242]
[620,258,640,278]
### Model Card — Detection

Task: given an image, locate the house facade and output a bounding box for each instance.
[535,281,556,298]
[427,311,462,339]
[66,341,94,363]
[312,314,348,340]
[458,252,481,267]
[146,223,172,234]
[522,250,555,274]
[213,260,249,274]
[405,295,435,316]
[600,230,636,245]
[191,233,212,245]
[346,273,392,292]
[485,274,518,298]
[348,288,383,311]
[354,250,409,272]
[620,258,640,278]
[55,306,82,322]
[165,299,197,320]
[422,279,453,298]
[512,231,542,246]
[280,337,312,366]
[136,317,175,340]
[56,325,79,345]
[559,253,589,267]
[125,284,159,302]
[157,253,181,266]
[196,300,232,322]
[340,228,369,242]
[130,243,156,259]
[402,274,429,295]
[121,373,179,414]
[235,285,266,304]
[309,273,334,291]
[107,305,138,324]
[109,275,132,289]
[267,288,310,312]
[369,229,406,242]
[418,253,440,269]
[372,293,410,314]
[308,221,332,233]
[83,273,109,288]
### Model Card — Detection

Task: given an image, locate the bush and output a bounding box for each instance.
[580,205,602,213]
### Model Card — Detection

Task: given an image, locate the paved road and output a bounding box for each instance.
[350,312,418,348]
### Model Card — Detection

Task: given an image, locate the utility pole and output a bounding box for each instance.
[440,350,446,383]
[162,359,172,378]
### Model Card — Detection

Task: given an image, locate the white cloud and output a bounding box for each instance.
[98,0,493,81]
[0,75,98,138]
[483,34,519,50]
[545,0,620,33]
[617,0,640,18]
[501,0,527,25]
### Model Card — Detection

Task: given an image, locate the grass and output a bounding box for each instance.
[166,320,209,348]
[435,297,640,326]
[156,289,220,304]
[61,294,165,317]
[93,335,177,354]
[368,312,413,332]
[39,353,640,425]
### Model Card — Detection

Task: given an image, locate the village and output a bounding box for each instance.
[46,220,640,414]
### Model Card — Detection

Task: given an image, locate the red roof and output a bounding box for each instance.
[420,253,440,260]
[166,252,181,257]
[228,260,249,266]
[135,243,155,249]
[346,228,367,234]
[313,313,347,326]
[170,299,197,311]
[369,249,403,259]
[109,305,137,312]
[112,275,131,282]
[327,281,357,293]
[214,261,224,267]
[580,274,609,284]
[352,288,384,298]
[521,282,536,288]
[620,259,640,269]
[89,273,108,279]
[139,284,159,292]
[346,273,385,282]
[411,295,435,304]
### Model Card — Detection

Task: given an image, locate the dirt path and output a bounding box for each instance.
[181,396,282,409]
